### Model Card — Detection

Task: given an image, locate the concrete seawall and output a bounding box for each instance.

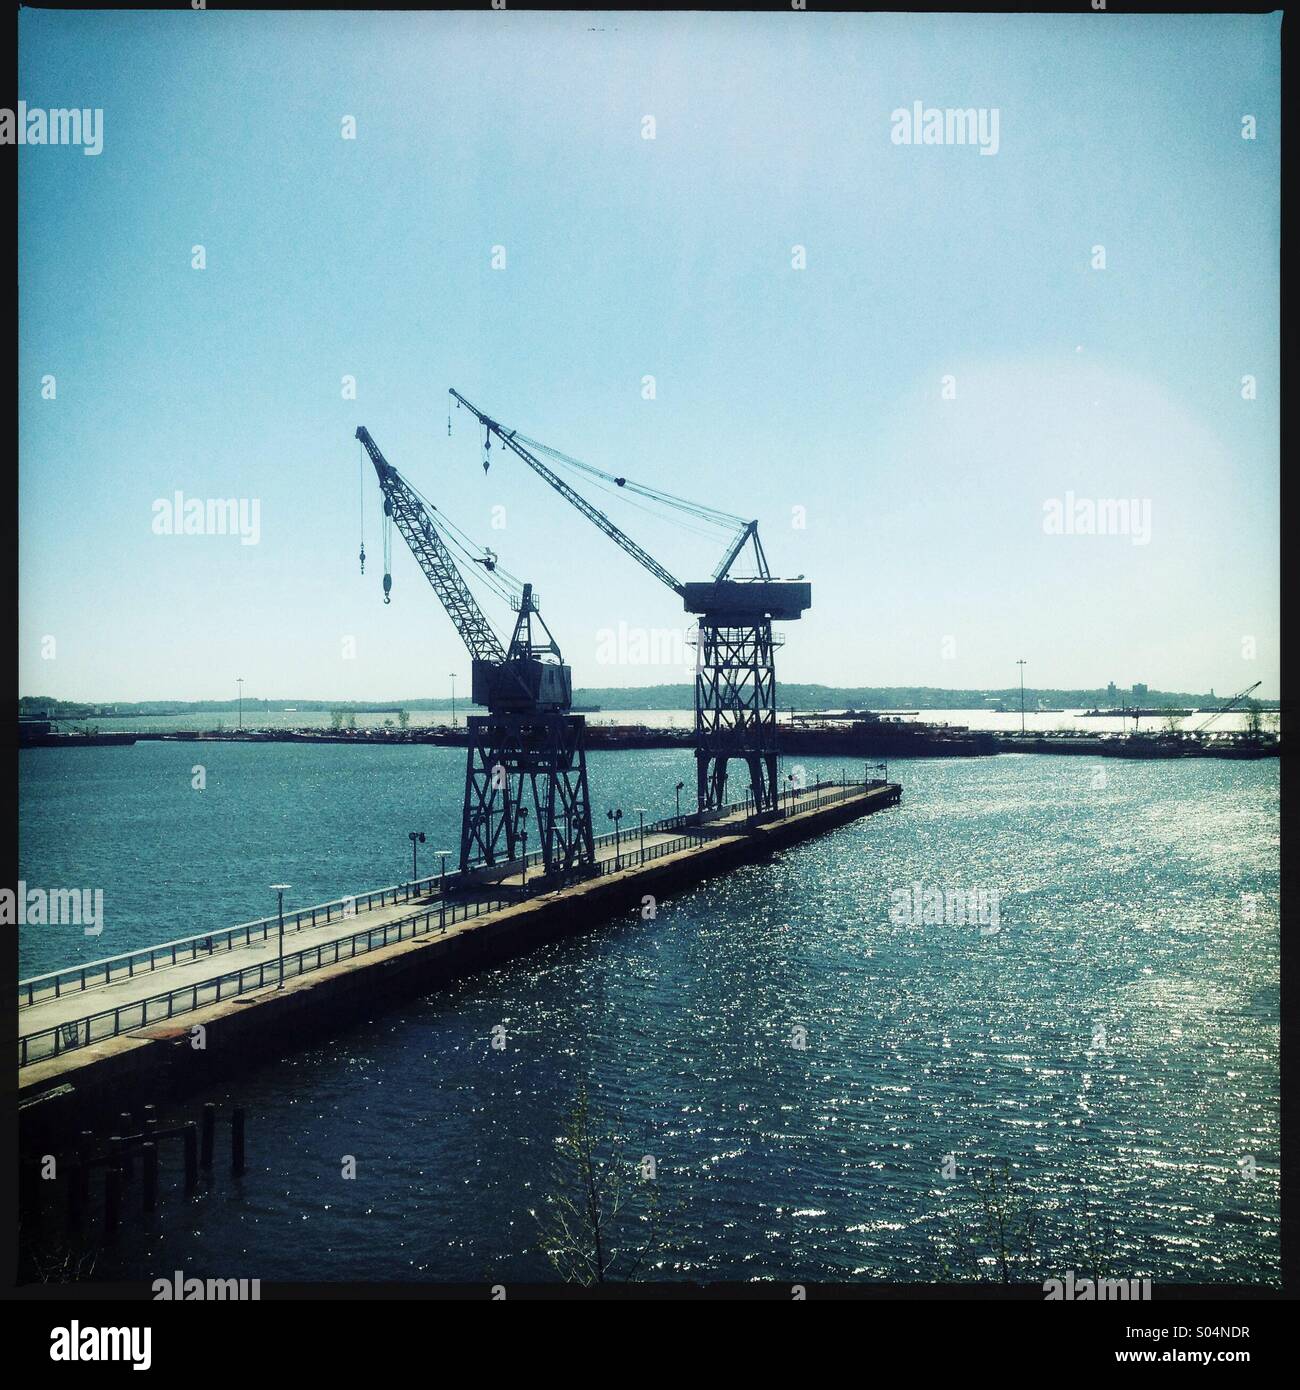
[18,784,901,1153]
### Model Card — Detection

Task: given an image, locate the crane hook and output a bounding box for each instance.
[359,542,366,575]
[383,572,392,604]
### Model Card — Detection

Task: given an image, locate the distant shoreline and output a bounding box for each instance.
[19,684,1283,720]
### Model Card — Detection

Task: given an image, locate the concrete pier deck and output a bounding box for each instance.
[17,779,901,1149]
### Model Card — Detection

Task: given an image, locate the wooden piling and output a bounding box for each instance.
[141,1142,158,1212]
[200,1103,215,1169]
[104,1163,121,1237]
[76,1132,92,1213]
[119,1113,134,1178]
[184,1122,199,1192]
[66,1159,84,1231]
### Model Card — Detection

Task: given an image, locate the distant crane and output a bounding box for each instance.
[448,390,811,814]
[356,426,595,883]
[1194,680,1263,734]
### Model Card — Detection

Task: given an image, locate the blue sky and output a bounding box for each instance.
[19,10,1280,702]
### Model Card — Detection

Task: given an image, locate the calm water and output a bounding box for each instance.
[17,746,1280,1284]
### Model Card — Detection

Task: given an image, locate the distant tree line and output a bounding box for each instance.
[20,684,1279,720]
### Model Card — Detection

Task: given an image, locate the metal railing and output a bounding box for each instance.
[17,827,717,1068]
[19,871,451,1008]
[19,892,509,1068]
[591,831,702,876]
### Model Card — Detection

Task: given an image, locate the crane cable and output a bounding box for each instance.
[504,428,756,570]
[512,430,746,530]
[401,473,524,610]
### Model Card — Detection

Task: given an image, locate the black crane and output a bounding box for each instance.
[356,426,595,883]
[1194,680,1263,734]
[448,390,810,815]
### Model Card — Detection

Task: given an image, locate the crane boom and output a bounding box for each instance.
[355,426,506,664]
[1194,680,1263,733]
[449,389,684,596]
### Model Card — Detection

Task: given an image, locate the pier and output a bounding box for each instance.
[18,778,901,1149]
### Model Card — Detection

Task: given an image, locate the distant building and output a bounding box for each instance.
[1106,682,1118,703]
[1132,683,1148,701]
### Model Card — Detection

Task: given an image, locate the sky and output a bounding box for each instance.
[18,10,1281,703]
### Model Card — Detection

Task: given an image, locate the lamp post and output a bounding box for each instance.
[237,677,244,731]
[675,781,684,821]
[434,850,451,932]
[1016,658,1027,735]
[634,807,647,864]
[408,830,425,885]
[607,808,623,870]
[270,884,291,989]
[449,673,458,728]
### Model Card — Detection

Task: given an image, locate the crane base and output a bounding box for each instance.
[460,713,596,884]
[694,618,780,813]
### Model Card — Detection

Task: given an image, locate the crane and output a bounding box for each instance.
[448,390,811,814]
[1194,680,1263,734]
[356,426,595,882]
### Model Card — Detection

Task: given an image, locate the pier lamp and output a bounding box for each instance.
[408,830,426,884]
[449,673,458,727]
[785,772,795,810]
[675,781,684,820]
[434,850,452,932]
[634,807,648,864]
[607,807,623,870]
[270,884,291,990]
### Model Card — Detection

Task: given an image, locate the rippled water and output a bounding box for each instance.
[18,747,1279,1284]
